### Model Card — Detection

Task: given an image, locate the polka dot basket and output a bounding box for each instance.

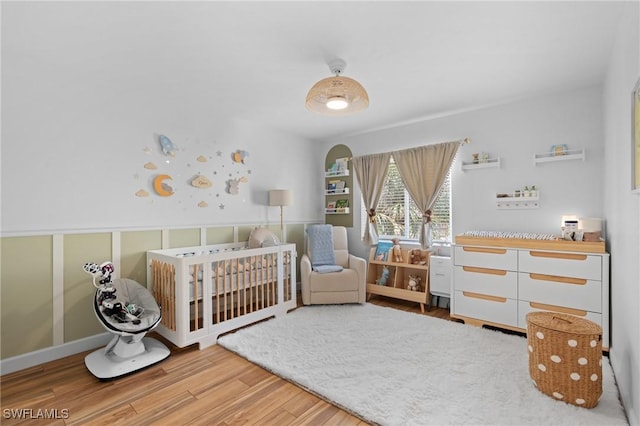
[526,312,603,408]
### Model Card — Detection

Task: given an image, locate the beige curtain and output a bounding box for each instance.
[352,152,391,246]
[392,141,460,249]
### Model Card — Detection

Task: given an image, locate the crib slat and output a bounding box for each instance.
[223,259,228,322]
[271,253,276,307]
[193,263,199,331]
[214,261,220,325]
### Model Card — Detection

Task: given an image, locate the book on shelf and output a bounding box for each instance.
[326,201,336,210]
[374,241,393,261]
[335,157,349,173]
[327,180,346,193]
[335,199,349,209]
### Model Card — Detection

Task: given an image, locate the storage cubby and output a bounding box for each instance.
[366,246,432,312]
[370,263,397,287]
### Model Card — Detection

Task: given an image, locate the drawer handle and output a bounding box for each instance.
[435,273,446,277]
[463,246,507,255]
[463,266,507,276]
[462,291,507,303]
[529,273,587,285]
[529,251,588,261]
[529,301,588,317]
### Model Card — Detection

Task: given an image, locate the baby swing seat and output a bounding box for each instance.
[85,277,170,379]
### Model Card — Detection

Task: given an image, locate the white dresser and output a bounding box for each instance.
[452,236,610,349]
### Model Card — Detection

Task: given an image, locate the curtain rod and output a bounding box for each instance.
[349,137,471,160]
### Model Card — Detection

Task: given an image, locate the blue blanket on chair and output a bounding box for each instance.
[306,225,343,273]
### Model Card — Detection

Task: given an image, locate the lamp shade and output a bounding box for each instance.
[269,189,293,207]
[305,59,369,116]
[306,76,369,116]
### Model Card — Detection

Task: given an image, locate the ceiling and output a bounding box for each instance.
[3,1,625,141]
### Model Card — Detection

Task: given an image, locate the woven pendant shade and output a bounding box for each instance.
[305,59,369,116]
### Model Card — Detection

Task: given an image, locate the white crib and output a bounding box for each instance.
[147,242,297,349]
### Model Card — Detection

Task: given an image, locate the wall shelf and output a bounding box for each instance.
[496,195,539,209]
[325,188,350,196]
[461,157,501,171]
[534,148,585,165]
[325,207,350,215]
[325,169,350,178]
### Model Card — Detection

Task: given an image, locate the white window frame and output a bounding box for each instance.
[369,159,453,244]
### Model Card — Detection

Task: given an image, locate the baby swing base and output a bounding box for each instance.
[85,335,170,380]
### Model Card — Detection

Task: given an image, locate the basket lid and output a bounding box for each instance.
[526,312,602,335]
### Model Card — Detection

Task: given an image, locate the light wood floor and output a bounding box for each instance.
[1,295,454,425]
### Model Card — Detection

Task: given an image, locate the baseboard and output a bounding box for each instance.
[0,332,112,376]
[610,347,636,426]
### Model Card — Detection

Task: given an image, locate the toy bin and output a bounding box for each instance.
[526,311,603,408]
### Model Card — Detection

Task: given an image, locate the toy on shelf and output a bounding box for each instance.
[409,249,429,265]
[391,238,403,263]
[407,274,422,292]
[376,266,390,286]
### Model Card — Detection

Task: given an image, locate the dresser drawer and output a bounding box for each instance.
[518,250,602,280]
[454,245,517,270]
[453,291,518,327]
[431,255,451,268]
[517,300,602,330]
[430,267,450,296]
[430,256,451,296]
[454,266,517,299]
[518,272,601,312]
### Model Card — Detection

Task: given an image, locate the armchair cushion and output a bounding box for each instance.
[306,224,336,267]
[308,268,359,292]
[313,264,344,274]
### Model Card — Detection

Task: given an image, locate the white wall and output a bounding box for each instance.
[323,86,605,260]
[603,2,640,425]
[1,31,324,235]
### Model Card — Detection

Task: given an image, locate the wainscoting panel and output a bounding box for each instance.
[206,226,235,245]
[0,236,54,359]
[63,233,111,343]
[121,230,163,286]
[168,228,201,248]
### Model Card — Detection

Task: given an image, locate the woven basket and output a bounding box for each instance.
[526,312,603,408]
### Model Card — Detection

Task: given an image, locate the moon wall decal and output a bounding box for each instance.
[153,174,174,196]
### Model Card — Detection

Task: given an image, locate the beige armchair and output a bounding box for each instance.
[301,226,366,305]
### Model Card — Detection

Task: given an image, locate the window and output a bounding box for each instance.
[375,158,452,243]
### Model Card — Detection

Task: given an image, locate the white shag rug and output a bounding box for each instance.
[217,303,628,426]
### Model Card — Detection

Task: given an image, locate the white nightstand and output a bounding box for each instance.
[429,255,451,308]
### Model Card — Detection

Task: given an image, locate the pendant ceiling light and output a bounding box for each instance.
[305,59,369,116]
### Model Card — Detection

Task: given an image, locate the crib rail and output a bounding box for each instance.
[148,243,296,349]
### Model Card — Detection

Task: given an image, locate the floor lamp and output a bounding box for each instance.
[269,189,293,242]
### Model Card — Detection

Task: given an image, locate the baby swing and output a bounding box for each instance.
[83,261,170,379]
